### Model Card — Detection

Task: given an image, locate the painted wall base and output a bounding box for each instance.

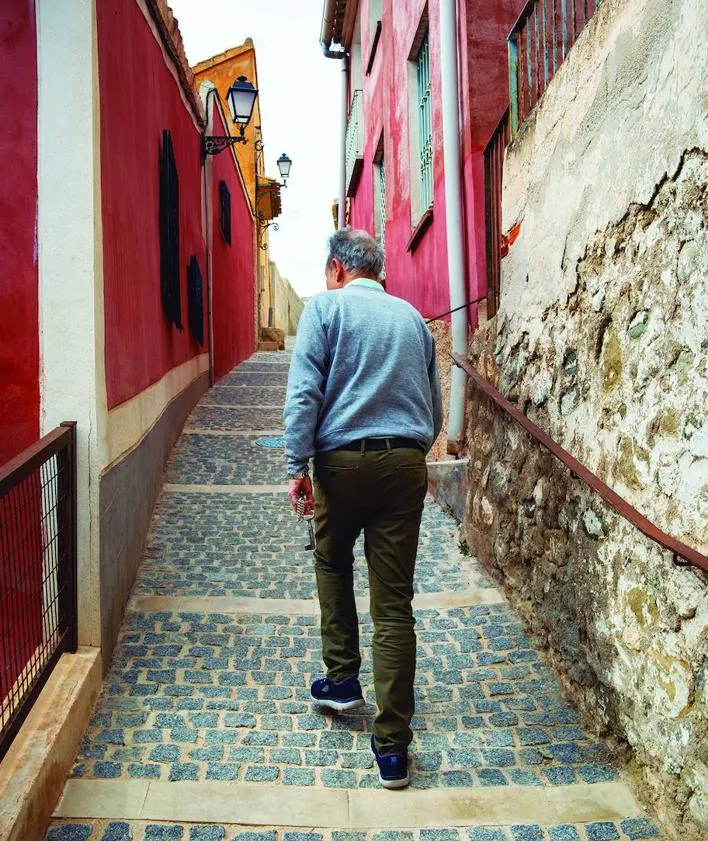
[99,373,208,665]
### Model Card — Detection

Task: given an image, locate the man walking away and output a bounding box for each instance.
[283,229,443,789]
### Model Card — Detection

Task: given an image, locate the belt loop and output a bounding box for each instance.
[360,438,366,455]
[385,438,392,452]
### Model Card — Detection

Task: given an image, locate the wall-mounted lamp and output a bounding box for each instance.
[203,76,258,157]
[276,153,292,188]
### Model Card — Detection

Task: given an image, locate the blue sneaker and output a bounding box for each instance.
[371,734,410,789]
[310,676,365,712]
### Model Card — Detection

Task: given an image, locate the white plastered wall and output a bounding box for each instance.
[36,0,105,647]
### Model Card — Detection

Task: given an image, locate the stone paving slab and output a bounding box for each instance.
[71,608,619,790]
[186,407,285,432]
[134,493,489,600]
[229,363,291,373]
[52,778,644,826]
[203,389,287,407]
[129,588,506,617]
[166,434,285,486]
[46,820,664,841]
[218,372,289,388]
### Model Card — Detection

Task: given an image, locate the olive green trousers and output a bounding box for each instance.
[313,445,427,754]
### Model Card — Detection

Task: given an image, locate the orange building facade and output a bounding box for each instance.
[193,40,282,331]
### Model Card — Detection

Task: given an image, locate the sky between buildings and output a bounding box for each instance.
[169,0,341,298]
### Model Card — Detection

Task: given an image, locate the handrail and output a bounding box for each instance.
[453,353,708,573]
[0,426,72,496]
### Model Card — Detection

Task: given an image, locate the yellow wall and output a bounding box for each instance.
[194,40,277,332]
[193,41,262,207]
[270,261,304,335]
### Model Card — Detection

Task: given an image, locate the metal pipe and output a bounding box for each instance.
[439,0,468,453]
[338,54,348,229]
[200,85,217,385]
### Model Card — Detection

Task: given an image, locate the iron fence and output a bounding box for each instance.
[508,0,600,135]
[0,422,77,761]
[484,108,511,319]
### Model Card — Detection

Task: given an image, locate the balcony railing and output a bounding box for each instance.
[508,0,600,135]
[345,89,364,196]
[0,422,77,760]
[484,108,510,318]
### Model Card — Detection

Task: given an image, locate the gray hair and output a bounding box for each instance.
[326,229,384,278]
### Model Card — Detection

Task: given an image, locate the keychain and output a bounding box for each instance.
[296,494,316,552]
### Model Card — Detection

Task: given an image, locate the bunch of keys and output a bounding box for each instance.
[296,494,316,552]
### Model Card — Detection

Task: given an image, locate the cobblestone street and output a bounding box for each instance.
[46,351,664,841]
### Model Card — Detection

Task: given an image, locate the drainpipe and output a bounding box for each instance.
[439,0,468,454]
[200,84,217,386]
[320,0,348,229]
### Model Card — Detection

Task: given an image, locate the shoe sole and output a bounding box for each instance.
[379,773,410,789]
[371,746,410,789]
[311,695,365,712]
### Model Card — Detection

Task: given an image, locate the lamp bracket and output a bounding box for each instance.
[257,214,279,251]
[203,135,247,158]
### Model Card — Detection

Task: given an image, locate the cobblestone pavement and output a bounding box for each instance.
[47,349,663,839]
[135,492,489,599]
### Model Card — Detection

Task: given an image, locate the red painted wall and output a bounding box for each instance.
[349,0,523,323]
[0,0,39,465]
[97,0,207,409]
[210,107,256,381]
[0,1,42,701]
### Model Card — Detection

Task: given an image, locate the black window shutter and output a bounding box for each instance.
[219,180,231,245]
[159,130,183,330]
[187,255,205,346]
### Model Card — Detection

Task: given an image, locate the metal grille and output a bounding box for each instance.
[375,155,386,251]
[219,180,231,246]
[159,129,183,330]
[484,109,510,318]
[345,90,364,195]
[416,33,433,212]
[508,0,600,135]
[0,423,77,761]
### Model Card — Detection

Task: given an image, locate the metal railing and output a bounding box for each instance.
[453,354,708,573]
[345,89,364,196]
[508,0,600,135]
[484,108,511,318]
[0,422,78,760]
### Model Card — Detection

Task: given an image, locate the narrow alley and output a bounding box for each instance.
[46,351,663,841]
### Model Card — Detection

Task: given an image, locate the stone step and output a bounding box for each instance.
[49,780,662,837]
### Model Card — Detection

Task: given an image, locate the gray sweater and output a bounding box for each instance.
[283,279,443,474]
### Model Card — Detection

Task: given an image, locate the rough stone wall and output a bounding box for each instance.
[270,261,305,336]
[427,319,455,463]
[463,0,708,836]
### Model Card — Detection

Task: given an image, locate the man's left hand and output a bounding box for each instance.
[288,476,314,515]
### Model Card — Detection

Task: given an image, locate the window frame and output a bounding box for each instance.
[407,7,433,229]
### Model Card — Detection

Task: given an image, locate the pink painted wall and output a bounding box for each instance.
[210,106,256,381]
[0,0,39,465]
[97,0,207,410]
[348,0,523,323]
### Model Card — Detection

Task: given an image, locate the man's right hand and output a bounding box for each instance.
[288,476,314,515]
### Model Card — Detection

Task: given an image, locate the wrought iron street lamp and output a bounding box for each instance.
[203,76,259,157]
[277,153,292,187]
